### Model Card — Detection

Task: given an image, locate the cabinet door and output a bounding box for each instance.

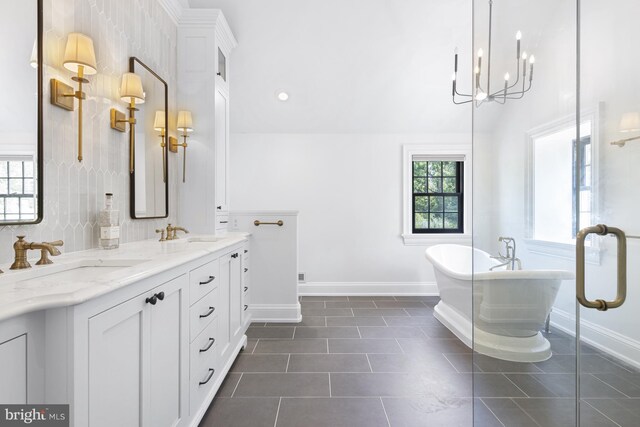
[229,250,242,341]
[218,253,232,359]
[0,335,27,404]
[214,89,229,213]
[149,276,188,427]
[89,295,148,427]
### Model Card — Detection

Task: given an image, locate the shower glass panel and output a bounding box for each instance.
[471,0,580,424]
[577,0,640,425]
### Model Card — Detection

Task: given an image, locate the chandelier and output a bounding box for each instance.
[452,0,535,105]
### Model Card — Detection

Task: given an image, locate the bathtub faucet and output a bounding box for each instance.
[490,237,521,271]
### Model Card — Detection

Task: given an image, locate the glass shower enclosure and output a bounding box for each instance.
[470,0,640,425]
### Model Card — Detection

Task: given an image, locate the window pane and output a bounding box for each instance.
[429,196,443,212]
[442,161,456,176]
[428,178,442,193]
[23,162,34,178]
[9,179,22,194]
[584,165,591,186]
[444,196,458,212]
[0,179,7,194]
[0,198,4,212]
[415,196,428,212]
[5,198,19,213]
[580,212,591,228]
[21,198,34,214]
[23,179,34,194]
[5,213,19,220]
[413,178,427,193]
[415,213,429,229]
[443,178,456,193]
[427,162,442,177]
[430,213,443,228]
[8,162,22,177]
[0,162,7,177]
[413,161,427,177]
[444,213,459,229]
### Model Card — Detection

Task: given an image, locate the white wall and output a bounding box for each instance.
[231,133,471,286]
[0,0,180,264]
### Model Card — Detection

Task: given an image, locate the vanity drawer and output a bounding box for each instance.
[216,214,229,230]
[190,286,219,341]
[190,317,219,378]
[189,335,219,414]
[190,259,220,305]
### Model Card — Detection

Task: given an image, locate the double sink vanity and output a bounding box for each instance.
[0,232,252,427]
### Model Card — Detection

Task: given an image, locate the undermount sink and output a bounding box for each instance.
[0,258,150,286]
[187,236,222,243]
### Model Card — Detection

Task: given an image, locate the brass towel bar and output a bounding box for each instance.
[254,220,284,227]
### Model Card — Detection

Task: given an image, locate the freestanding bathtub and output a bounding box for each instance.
[425,244,574,362]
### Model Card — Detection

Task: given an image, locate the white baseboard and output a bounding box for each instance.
[298,282,438,296]
[551,307,640,370]
[249,303,302,323]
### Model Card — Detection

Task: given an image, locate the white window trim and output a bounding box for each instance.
[523,103,602,264]
[402,144,472,246]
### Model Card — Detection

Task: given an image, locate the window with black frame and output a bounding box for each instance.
[412,160,463,233]
[0,157,36,222]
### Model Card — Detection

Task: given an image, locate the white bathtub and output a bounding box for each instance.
[425,244,574,362]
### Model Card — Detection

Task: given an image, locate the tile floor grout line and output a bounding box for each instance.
[365,353,374,373]
[328,372,332,397]
[230,373,243,398]
[582,398,623,427]
[272,397,282,427]
[478,398,508,427]
[285,353,291,373]
[395,338,404,354]
[379,397,392,427]
[253,339,260,354]
[588,372,633,399]
[441,353,461,374]
[508,397,544,427]
[501,372,531,398]
[357,326,362,339]
[292,327,296,340]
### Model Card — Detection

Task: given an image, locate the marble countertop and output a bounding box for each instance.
[0,233,250,323]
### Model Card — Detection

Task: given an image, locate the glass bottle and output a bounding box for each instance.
[99,193,120,249]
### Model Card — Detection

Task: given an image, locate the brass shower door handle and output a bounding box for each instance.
[576,224,627,311]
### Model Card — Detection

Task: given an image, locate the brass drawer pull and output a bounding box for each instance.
[199,276,215,285]
[577,224,627,311]
[199,338,215,353]
[199,306,216,318]
[254,220,283,227]
[199,368,215,385]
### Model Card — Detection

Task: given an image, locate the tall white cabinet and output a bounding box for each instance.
[177,10,236,234]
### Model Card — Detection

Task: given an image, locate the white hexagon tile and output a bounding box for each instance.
[0,0,179,263]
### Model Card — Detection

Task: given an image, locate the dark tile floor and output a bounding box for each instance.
[199,296,640,427]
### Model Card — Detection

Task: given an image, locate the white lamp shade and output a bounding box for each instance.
[120,72,145,104]
[154,111,166,131]
[63,33,97,75]
[619,112,640,133]
[177,111,194,132]
[30,40,38,69]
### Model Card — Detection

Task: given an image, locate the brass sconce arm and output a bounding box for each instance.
[610,135,640,147]
[171,134,188,183]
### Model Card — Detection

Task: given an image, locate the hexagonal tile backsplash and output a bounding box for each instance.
[0,0,179,263]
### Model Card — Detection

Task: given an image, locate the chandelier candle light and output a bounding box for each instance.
[452,0,535,105]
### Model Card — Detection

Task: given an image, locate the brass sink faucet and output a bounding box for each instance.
[11,236,63,270]
[165,224,190,241]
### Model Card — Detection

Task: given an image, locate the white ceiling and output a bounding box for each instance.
[187,0,473,134]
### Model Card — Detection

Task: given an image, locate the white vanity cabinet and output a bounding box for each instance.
[86,275,188,427]
[0,313,44,405]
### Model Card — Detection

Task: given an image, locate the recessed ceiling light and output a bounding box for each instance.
[277,91,289,102]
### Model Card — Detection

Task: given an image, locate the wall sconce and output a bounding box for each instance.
[110,72,145,173]
[611,112,640,147]
[172,110,192,183]
[154,111,167,182]
[50,33,97,162]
